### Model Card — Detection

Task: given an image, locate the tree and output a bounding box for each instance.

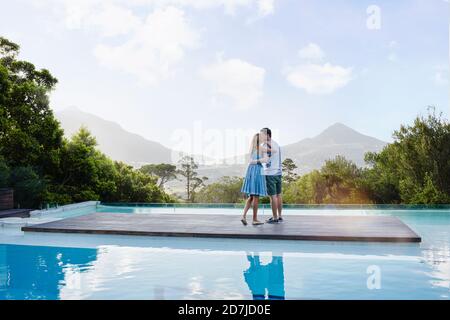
[140,163,177,189]
[177,156,207,202]
[364,108,450,204]
[195,176,243,203]
[282,158,298,184]
[0,156,10,188]
[0,37,174,208]
[0,37,63,207]
[112,162,170,203]
[9,166,45,208]
[0,37,63,173]
[283,170,326,204]
[320,155,369,204]
[46,127,172,205]
[283,156,371,204]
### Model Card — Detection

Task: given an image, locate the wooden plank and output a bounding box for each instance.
[22,213,421,243]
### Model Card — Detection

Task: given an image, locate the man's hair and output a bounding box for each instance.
[261,127,272,138]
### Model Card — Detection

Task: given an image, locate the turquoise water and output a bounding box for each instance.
[0,207,449,300]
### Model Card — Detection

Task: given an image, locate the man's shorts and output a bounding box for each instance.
[265,175,282,196]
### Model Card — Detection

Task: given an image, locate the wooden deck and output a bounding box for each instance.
[0,209,31,219]
[21,213,421,243]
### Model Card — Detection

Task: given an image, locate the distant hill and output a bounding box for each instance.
[55,108,387,181]
[56,107,172,166]
[283,122,387,173]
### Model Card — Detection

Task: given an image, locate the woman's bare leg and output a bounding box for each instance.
[252,196,260,222]
[242,196,253,220]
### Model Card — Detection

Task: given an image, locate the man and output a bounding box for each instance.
[260,128,283,223]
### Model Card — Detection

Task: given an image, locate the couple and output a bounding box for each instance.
[240,128,283,226]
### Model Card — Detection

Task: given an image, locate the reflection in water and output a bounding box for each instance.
[243,253,285,300]
[0,244,97,300]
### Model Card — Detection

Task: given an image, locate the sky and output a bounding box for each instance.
[1,0,448,159]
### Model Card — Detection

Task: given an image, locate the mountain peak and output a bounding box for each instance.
[322,122,355,133]
[315,122,384,145]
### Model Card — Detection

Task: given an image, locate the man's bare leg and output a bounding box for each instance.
[269,195,278,220]
[277,194,283,218]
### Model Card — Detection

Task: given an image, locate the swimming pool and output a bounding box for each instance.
[0,204,449,300]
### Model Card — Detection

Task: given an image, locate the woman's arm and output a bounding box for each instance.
[260,144,278,156]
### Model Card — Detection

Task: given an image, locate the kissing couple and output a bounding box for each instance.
[240,128,283,226]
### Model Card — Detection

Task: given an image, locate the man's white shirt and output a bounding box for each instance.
[261,139,282,176]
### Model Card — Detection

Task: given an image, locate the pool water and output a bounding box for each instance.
[0,206,449,300]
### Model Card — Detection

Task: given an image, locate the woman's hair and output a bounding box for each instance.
[249,133,260,157]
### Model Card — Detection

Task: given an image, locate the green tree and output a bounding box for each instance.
[0,156,10,188]
[177,156,207,202]
[46,127,171,204]
[195,176,243,203]
[140,163,178,189]
[0,37,63,207]
[9,166,45,208]
[113,162,169,203]
[320,155,369,204]
[282,158,298,184]
[283,170,326,204]
[0,37,63,172]
[283,156,370,204]
[364,108,450,204]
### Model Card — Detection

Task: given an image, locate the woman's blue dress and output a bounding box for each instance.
[241,152,268,197]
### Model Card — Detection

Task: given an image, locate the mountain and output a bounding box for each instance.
[55,108,387,179]
[56,107,172,166]
[283,123,387,173]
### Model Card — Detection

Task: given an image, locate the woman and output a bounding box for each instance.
[240,133,268,226]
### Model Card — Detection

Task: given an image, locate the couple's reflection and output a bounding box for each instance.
[243,253,285,300]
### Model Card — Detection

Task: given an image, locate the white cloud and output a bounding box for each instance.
[200,56,265,110]
[94,6,199,85]
[285,63,353,95]
[298,43,325,61]
[131,0,276,16]
[285,44,352,95]
[91,4,142,37]
[35,0,275,86]
[44,0,276,22]
[257,0,275,16]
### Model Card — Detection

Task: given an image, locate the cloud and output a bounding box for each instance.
[257,0,275,16]
[131,0,276,16]
[35,0,276,85]
[285,63,353,95]
[298,43,325,61]
[200,56,265,110]
[94,6,199,85]
[91,4,142,37]
[285,44,352,95]
[45,0,276,22]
